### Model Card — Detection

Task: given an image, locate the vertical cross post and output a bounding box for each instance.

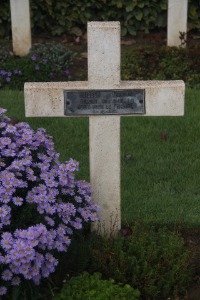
[88,23,121,234]
[10,0,31,56]
[167,0,188,47]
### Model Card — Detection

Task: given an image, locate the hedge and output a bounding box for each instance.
[0,0,200,38]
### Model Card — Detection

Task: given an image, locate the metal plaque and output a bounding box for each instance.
[64,89,145,115]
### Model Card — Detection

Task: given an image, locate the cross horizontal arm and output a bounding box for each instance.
[24,80,184,117]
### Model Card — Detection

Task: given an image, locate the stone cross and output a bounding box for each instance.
[10,0,31,56]
[167,0,188,47]
[24,22,184,235]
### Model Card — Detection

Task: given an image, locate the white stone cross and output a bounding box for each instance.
[24,22,184,235]
[167,0,188,47]
[10,0,32,56]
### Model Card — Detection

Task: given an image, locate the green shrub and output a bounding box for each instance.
[188,0,200,31]
[53,272,140,300]
[1,43,200,89]
[88,224,192,299]
[106,0,167,36]
[0,0,200,38]
[0,1,10,37]
[29,42,76,78]
[0,46,13,67]
[0,56,52,90]
[122,45,200,88]
[0,42,76,89]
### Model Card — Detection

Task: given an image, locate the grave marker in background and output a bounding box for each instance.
[10,0,31,56]
[167,0,188,47]
[25,22,185,235]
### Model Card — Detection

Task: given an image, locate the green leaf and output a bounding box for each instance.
[126,12,135,21]
[45,0,53,5]
[127,26,136,36]
[116,0,123,9]
[157,15,164,27]
[126,3,136,13]
[51,26,65,36]
[138,3,144,8]
[160,2,167,10]
[121,26,127,36]
[0,26,5,37]
[135,11,143,21]
[189,5,198,19]
[71,27,83,37]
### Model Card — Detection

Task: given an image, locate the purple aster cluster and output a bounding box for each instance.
[31,54,48,71]
[0,70,22,88]
[0,108,99,295]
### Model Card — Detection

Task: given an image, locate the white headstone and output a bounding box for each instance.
[10,0,31,56]
[167,0,188,47]
[24,22,185,235]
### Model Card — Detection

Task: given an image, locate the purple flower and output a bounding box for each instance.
[0,70,6,76]
[13,69,22,75]
[2,269,13,281]
[0,286,7,295]
[0,108,99,295]
[4,124,17,134]
[0,206,10,218]
[0,108,7,115]
[11,276,21,286]
[42,58,48,64]
[31,54,37,61]
[0,137,11,147]
[64,69,70,76]
[35,64,40,71]
[44,216,55,226]
[13,197,23,206]
[1,232,13,248]
[6,77,11,82]
[2,148,16,157]
[32,275,41,285]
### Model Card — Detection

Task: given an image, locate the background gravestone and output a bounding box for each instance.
[167,0,188,47]
[10,0,31,56]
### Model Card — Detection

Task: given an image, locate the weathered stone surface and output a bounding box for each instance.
[24,80,184,117]
[167,0,188,47]
[88,22,120,89]
[10,0,31,56]
[89,116,121,234]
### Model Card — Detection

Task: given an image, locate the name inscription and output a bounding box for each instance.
[64,89,145,115]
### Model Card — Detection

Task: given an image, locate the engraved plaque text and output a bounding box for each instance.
[64,89,145,115]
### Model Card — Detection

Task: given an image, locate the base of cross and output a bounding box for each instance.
[24,22,184,236]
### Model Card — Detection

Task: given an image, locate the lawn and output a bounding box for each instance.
[1,88,200,229]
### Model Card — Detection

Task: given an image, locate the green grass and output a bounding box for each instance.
[121,89,200,227]
[1,89,200,228]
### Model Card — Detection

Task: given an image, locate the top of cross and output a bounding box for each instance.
[88,22,120,89]
[25,21,184,118]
